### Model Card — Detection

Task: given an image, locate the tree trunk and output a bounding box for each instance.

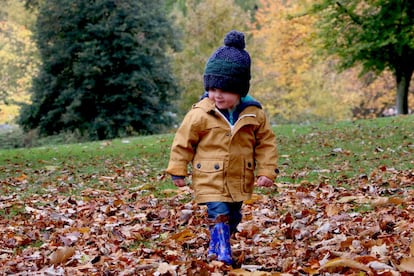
[395,67,413,115]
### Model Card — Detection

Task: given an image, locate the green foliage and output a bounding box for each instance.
[170,0,251,116]
[166,0,258,15]
[24,0,44,11]
[312,0,414,114]
[19,0,180,140]
[234,0,259,11]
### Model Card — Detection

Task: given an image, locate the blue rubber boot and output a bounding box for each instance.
[215,222,233,265]
[207,225,218,260]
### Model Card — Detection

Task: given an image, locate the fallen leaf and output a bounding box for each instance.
[244,194,263,205]
[318,257,372,275]
[169,229,195,242]
[371,244,387,257]
[157,262,178,274]
[337,196,360,203]
[387,197,404,205]
[367,261,395,271]
[397,257,414,272]
[15,173,27,182]
[410,239,414,256]
[229,268,272,275]
[49,246,76,265]
[325,204,340,217]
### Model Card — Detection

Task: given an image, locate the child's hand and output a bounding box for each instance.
[257,176,273,187]
[173,178,186,187]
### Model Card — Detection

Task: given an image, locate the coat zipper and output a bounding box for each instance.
[215,108,256,135]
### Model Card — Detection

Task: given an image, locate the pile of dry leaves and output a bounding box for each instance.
[1,169,413,275]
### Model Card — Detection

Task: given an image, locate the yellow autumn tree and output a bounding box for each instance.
[250,0,356,123]
[0,1,38,123]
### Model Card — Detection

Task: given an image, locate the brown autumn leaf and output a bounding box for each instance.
[410,239,414,256]
[397,257,414,273]
[229,268,272,275]
[387,196,405,205]
[15,173,27,182]
[49,246,76,265]
[325,204,340,217]
[169,228,195,242]
[157,262,178,274]
[336,195,362,203]
[244,194,263,205]
[318,257,373,275]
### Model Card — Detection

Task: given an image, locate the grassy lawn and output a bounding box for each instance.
[1,115,413,197]
[276,115,413,185]
[0,133,175,198]
[0,115,413,274]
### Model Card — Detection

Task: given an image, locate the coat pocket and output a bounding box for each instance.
[192,159,225,195]
[243,159,255,194]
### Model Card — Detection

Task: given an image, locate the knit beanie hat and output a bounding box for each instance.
[203,30,251,97]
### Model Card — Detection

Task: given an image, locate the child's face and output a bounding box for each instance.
[208,88,241,110]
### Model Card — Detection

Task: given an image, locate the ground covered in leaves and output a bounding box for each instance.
[1,168,413,275]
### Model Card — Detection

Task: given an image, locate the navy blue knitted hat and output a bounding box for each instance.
[203,30,251,97]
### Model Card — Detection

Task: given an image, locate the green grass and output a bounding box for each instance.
[275,115,413,185]
[0,133,176,199]
[0,115,413,199]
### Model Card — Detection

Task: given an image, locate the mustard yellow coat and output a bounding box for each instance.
[166,97,278,203]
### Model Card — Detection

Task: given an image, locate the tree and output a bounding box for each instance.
[19,0,180,140]
[250,0,355,123]
[312,0,414,115]
[170,0,251,115]
[0,0,38,123]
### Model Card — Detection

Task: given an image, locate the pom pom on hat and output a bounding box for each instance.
[204,30,251,97]
[224,30,245,49]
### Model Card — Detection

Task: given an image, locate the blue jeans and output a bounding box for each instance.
[206,202,243,234]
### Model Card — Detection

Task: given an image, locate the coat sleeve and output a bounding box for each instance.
[254,111,279,180]
[166,110,200,177]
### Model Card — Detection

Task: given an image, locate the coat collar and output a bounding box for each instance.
[198,92,262,110]
[193,97,216,113]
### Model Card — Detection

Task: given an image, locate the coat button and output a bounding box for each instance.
[214,164,220,170]
[196,163,201,169]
